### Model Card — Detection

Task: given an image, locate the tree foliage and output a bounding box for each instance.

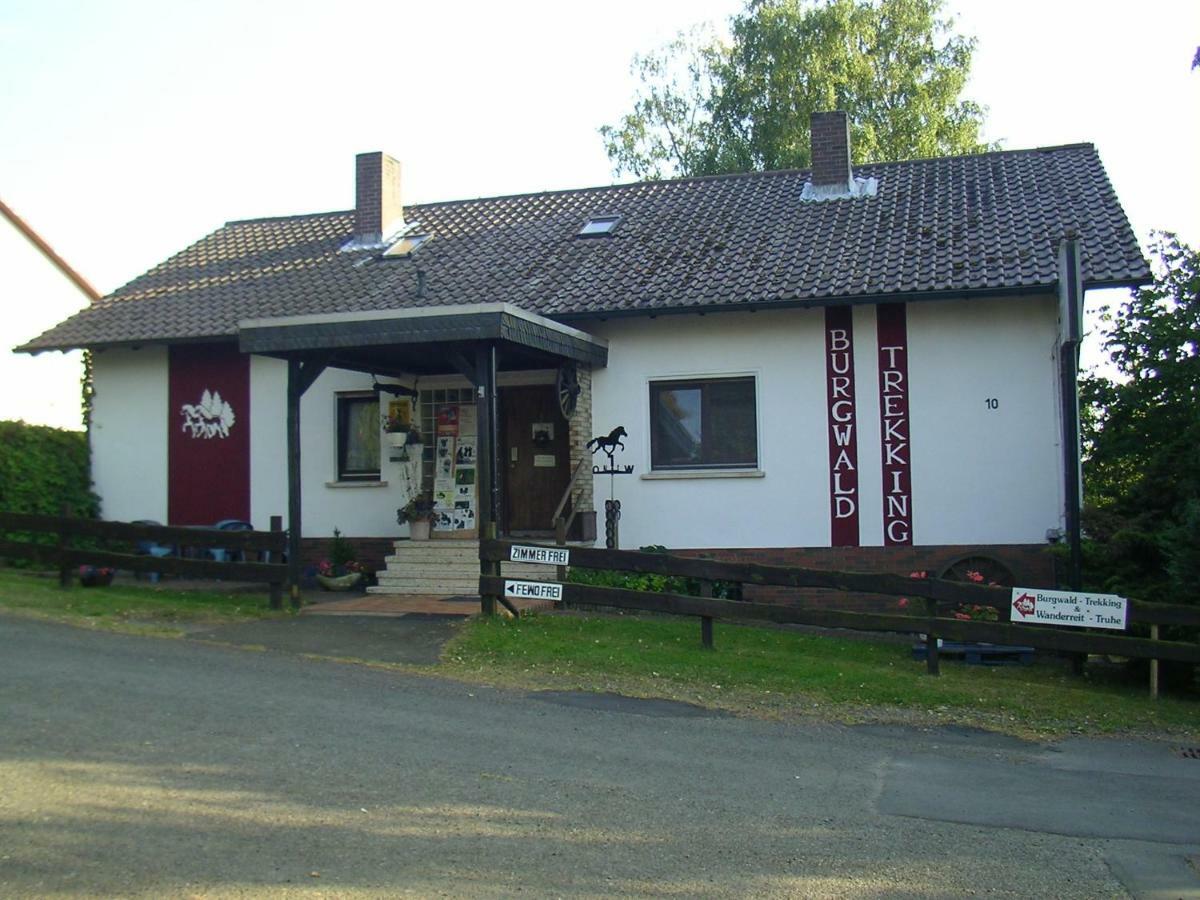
[1080,234,1200,603]
[601,0,993,179]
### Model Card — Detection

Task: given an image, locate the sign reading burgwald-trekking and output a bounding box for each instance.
[1010,588,1128,631]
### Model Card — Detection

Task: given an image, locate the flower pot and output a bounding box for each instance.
[79,567,114,588]
[409,520,431,541]
[387,431,409,448]
[316,572,363,591]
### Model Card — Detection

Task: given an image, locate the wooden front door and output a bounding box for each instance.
[501,385,570,534]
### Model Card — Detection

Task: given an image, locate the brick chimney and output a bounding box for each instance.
[810,111,852,191]
[355,151,403,244]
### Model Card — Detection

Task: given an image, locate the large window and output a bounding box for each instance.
[336,394,380,481]
[649,376,758,470]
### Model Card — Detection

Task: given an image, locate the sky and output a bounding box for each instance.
[2,0,1197,429]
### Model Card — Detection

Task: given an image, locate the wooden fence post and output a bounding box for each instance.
[481,522,498,617]
[1150,624,1159,700]
[924,597,940,676]
[268,515,283,610]
[700,581,714,650]
[57,503,72,589]
[555,518,568,591]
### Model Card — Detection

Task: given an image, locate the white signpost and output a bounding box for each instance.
[1009,587,1128,631]
[504,579,563,602]
[509,544,570,566]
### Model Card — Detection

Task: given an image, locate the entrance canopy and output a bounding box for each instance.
[238,302,607,377]
[237,302,606,609]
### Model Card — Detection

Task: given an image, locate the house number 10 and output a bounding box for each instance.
[985,398,999,410]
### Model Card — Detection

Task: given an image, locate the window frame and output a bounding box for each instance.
[647,374,760,472]
[335,392,381,483]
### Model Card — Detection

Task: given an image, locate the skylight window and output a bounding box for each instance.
[382,232,430,258]
[578,214,621,237]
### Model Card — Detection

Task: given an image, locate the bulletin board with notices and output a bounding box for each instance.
[431,404,478,537]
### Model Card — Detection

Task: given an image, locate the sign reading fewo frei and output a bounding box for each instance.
[1010,588,1128,631]
[504,579,563,602]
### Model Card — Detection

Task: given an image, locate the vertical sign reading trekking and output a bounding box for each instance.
[877,304,912,545]
[825,306,859,546]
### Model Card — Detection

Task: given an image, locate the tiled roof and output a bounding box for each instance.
[19,143,1150,352]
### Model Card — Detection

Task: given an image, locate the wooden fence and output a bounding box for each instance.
[480,539,1200,687]
[0,512,289,609]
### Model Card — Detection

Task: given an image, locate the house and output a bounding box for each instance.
[18,112,1149,594]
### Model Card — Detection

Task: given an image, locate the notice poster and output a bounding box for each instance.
[455,437,476,467]
[430,429,478,536]
[458,404,477,437]
[437,405,459,436]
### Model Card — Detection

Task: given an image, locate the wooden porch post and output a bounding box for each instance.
[476,343,501,615]
[286,359,303,610]
[284,355,328,610]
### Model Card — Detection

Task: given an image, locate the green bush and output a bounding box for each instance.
[567,544,741,600]
[0,420,98,519]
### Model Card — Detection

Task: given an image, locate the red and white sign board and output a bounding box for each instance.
[1010,588,1128,631]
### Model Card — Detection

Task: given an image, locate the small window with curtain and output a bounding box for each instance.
[336,393,381,481]
[649,376,758,470]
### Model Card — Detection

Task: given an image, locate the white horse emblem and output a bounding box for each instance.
[180,389,236,439]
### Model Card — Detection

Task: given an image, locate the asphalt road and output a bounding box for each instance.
[2,615,1198,899]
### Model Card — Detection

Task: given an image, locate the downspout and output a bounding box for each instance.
[1057,237,1084,590]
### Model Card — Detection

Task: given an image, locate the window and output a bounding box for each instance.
[650,377,758,470]
[336,394,380,481]
[578,214,621,237]
[418,387,474,487]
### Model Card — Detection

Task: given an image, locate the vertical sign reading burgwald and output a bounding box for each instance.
[825,306,859,546]
[877,304,912,545]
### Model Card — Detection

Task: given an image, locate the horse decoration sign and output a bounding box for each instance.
[588,425,633,548]
[180,389,236,439]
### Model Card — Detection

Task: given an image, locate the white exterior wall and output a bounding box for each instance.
[90,347,168,522]
[588,296,1063,550]
[248,358,420,538]
[907,296,1063,545]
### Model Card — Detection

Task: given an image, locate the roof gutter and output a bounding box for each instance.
[553,278,1151,324]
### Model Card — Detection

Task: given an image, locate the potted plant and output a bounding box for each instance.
[78,565,115,587]
[397,493,435,540]
[315,528,367,590]
[382,412,422,449]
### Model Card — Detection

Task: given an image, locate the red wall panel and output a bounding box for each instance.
[168,344,250,525]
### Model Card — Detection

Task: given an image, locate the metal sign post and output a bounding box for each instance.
[587,426,634,549]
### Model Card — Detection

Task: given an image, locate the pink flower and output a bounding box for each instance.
[897,598,910,609]
[908,570,928,579]
[965,569,984,583]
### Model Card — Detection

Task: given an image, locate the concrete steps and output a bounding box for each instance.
[367,539,570,597]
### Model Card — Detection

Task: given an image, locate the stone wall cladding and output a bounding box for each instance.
[568,363,594,517]
[674,544,1058,612]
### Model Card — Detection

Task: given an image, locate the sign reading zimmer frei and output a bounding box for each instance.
[1009,587,1128,631]
[509,544,570,566]
[504,580,563,602]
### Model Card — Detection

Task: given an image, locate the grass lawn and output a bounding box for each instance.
[0,569,286,635]
[442,612,1200,738]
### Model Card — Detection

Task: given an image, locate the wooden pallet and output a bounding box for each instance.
[912,641,1035,666]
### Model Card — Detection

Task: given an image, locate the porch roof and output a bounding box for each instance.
[238,302,607,377]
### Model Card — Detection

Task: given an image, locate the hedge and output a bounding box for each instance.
[0,420,99,519]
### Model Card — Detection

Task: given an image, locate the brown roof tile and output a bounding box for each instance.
[20,143,1149,352]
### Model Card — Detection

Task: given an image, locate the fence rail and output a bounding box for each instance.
[479,540,1200,679]
[0,511,288,608]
